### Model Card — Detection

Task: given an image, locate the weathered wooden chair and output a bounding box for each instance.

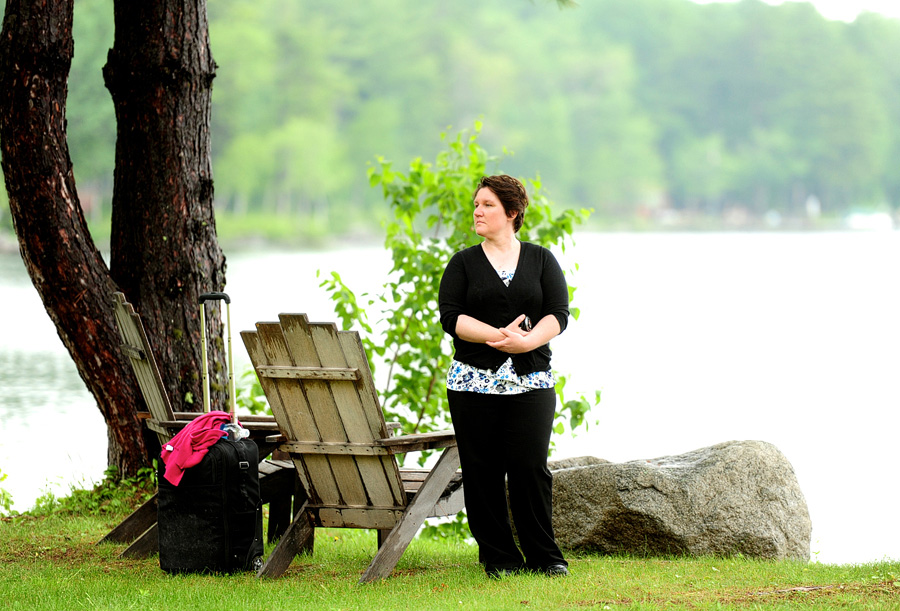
[110,291,282,446]
[99,292,296,556]
[242,314,463,583]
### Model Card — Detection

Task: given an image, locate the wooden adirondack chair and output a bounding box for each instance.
[241,314,464,583]
[99,292,295,556]
[111,292,281,445]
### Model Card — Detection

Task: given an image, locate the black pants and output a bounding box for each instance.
[448,387,567,572]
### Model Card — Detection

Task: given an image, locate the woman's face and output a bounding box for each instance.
[473,187,515,238]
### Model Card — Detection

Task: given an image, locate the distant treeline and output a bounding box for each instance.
[22,0,900,229]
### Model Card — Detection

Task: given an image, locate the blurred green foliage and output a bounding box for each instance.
[0,468,13,516]
[7,0,900,231]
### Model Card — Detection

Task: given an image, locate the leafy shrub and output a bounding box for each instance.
[27,464,156,517]
[235,368,270,415]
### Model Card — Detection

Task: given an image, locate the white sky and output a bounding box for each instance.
[692,0,900,22]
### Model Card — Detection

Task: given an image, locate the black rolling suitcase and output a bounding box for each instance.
[157,292,264,574]
[158,436,264,573]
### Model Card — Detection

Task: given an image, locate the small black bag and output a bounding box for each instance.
[158,437,264,573]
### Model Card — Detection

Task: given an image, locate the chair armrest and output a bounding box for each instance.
[152,420,190,429]
[235,414,278,423]
[171,412,203,420]
[171,412,276,424]
[266,430,456,454]
[376,429,457,454]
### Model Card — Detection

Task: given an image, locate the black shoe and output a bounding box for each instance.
[543,563,569,577]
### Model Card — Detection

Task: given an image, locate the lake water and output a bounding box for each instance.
[1,231,898,565]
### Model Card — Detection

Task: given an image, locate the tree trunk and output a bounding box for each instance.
[104,0,227,416]
[0,0,226,477]
[0,0,149,475]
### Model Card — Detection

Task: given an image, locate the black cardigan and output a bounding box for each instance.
[438,241,569,376]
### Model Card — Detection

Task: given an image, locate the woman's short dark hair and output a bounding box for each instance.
[474,175,529,233]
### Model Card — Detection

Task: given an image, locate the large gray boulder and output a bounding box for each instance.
[549,440,811,560]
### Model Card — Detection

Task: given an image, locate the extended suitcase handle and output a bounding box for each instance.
[199,292,236,423]
[200,292,231,304]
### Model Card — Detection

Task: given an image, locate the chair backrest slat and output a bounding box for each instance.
[112,292,175,444]
[284,315,404,510]
[242,314,408,524]
[275,316,369,507]
[247,320,341,506]
[307,320,403,508]
[337,330,404,504]
[252,322,320,441]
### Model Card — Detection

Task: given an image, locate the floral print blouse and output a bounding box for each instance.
[446,269,556,395]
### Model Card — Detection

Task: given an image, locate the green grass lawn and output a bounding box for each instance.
[1,510,898,611]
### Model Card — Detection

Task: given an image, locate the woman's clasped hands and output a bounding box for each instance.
[486,314,531,354]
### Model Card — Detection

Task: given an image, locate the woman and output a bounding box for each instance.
[439,174,569,578]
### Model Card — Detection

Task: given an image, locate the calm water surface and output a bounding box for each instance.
[1,231,898,565]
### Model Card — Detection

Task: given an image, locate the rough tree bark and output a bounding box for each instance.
[0,0,226,477]
[104,0,226,415]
